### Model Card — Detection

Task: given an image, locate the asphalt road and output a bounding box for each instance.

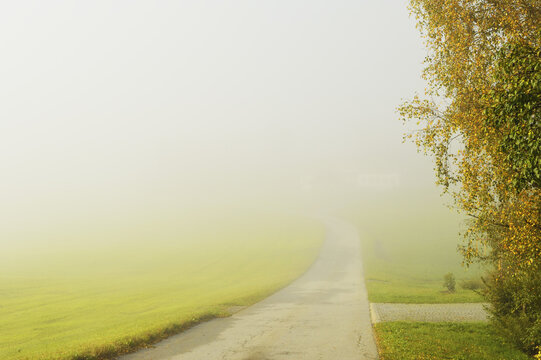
[118,218,378,360]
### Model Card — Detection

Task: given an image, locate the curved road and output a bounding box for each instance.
[119,218,378,360]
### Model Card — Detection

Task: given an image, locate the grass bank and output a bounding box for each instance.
[374,322,530,360]
[344,189,484,303]
[0,214,324,360]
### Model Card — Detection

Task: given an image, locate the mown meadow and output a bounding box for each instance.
[0,214,324,360]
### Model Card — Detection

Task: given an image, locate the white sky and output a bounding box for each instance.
[0,0,434,229]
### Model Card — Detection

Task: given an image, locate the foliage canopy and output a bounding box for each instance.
[399,0,540,354]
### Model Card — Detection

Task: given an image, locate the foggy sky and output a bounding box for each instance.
[1,0,434,231]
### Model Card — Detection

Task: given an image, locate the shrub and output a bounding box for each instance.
[443,273,456,292]
[460,278,484,291]
[484,266,541,355]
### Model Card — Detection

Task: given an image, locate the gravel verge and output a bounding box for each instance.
[370,303,489,323]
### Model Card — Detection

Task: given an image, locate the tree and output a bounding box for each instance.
[481,39,541,354]
[484,40,541,192]
[399,0,541,354]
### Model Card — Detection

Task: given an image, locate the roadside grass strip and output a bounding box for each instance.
[365,278,483,304]
[374,322,531,360]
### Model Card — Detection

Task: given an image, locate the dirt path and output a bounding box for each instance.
[118,218,378,360]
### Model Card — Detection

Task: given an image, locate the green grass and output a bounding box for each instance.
[374,322,531,360]
[0,215,324,360]
[344,189,484,303]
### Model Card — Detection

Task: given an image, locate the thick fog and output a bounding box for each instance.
[1,0,436,241]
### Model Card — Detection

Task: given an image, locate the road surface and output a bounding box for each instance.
[118,218,378,360]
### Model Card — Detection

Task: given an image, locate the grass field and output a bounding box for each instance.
[374,322,531,360]
[344,189,484,303]
[0,214,324,360]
